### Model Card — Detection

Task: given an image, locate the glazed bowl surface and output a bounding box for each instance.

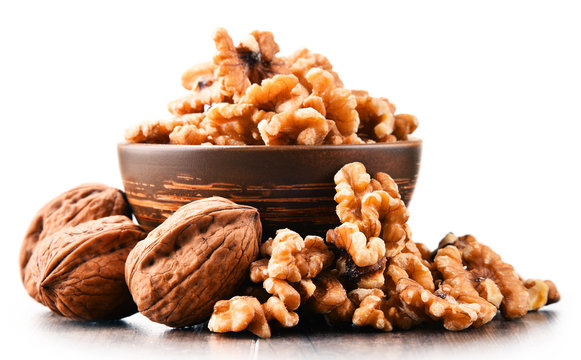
[118,139,422,237]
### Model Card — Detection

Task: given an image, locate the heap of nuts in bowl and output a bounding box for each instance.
[125,28,417,145]
[20,162,559,338]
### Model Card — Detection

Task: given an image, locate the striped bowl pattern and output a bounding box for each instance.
[118,140,421,238]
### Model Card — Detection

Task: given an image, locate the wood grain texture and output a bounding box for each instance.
[118,141,422,237]
[31,309,561,360]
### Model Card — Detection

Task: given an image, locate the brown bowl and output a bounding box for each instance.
[117,139,422,238]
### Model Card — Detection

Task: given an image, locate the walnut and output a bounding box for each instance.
[250,258,270,283]
[168,123,210,145]
[352,90,396,142]
[126,114,206,143]
[266,229,304,282]
[397,277,481,331]
[293,279,317,302]
[287,48,344,90]
[333,162,410,252]
[432,246,498,327]
[125,197,261,327]
[180,61,216,91]
[267,229,333,282]
[393,113,418,140]
[388,252,434,292]
[208,295,299,338]
[373,172,412,249]
[258,108,332,145]
[350,289,392,331]
[239,74,301,112]
[326,222,386,267]
[323,121,370,145]
[262,296,299,328]
[524,279,550,311]
[260,237,275,257]
[167,80,224,116]
[20,183,131,291]
[474,278,503,308]
[22,216,146,321]
[307,271,348,314]
[335,252,387,284]
[325,297,356,325]
[305,68,359,136]
[213,28,288,99]
[263,278,301,311]
[208,296,271,338]
[203,103,262,145]
[414,242,433,262]
[346,288,418,330]
[452,234,530,320]
[357,268,385,289]
[544,280,561,305]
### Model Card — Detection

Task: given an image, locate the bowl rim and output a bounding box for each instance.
[118,137,422,152]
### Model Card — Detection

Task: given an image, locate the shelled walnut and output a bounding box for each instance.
[204,162,560,337]
[125,28,418,145]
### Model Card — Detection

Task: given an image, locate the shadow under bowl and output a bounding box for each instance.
[117,139,422,238]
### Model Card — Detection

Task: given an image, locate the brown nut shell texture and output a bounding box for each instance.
[125,196,261,328]
[23,215,146,321]
[20,183,131,282]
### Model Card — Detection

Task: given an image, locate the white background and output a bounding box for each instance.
[1,1,579,359]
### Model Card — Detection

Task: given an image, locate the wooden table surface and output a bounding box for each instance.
[14,302,569,360]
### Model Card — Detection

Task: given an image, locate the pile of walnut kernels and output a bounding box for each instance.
[207,162,559,338]
[125,28,418,146]
[19,164,560,338]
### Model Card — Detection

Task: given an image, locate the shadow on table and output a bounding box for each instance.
[162,310,559,358]
[32,309,559,358]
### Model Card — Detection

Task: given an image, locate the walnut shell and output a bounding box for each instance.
[23,215,147,321]
[19,183,131,282]
[125,197,261,328]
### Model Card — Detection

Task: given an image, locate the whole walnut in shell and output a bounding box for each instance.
[23,216,147,321]
[125,197,261,328]
[19,183,131,282]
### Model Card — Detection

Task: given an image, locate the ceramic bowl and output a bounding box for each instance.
[117,139,422,237]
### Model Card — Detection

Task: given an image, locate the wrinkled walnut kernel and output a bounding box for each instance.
[167,80,224,116]
[307,271,348,314]
[263,278,301,311]
[353,90,395,142]
[262,296,299,327]
[125,115,205,144]
[287,48,344,90]
[524,279,549,311]
[239,74,301,112]
[433,246,498,327]
[181,61,216,91]
[388,252,434,292]
[208,296,271,338]
[352,292,393,331]
[393,114,418,140]
[213,28,288,100]
[334,162,410,251]
[258,108,332,145]
[453,234,529,320]
[250,258,270,283]
[203,103,262,145]
[266,229,333,282]
[326,222,385,267]
[306,68,359,136]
